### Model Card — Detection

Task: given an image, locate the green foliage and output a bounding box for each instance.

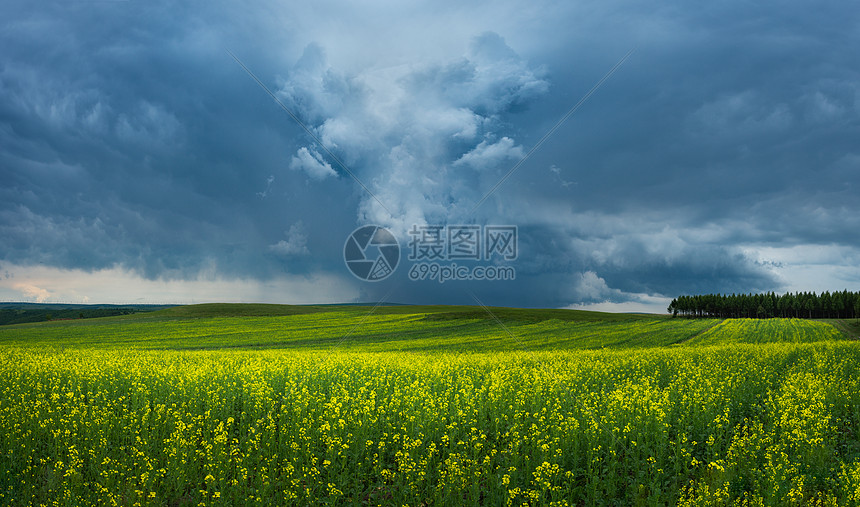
[0,306,856,505]
[669,290,860,319]
[0,306,159,326]
[0,310,715,352]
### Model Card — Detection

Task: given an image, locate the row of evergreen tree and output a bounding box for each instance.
[668,291,860,319]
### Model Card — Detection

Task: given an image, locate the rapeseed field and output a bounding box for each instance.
[0,307,857,505]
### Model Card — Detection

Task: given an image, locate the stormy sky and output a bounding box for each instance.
[1,0,858,311]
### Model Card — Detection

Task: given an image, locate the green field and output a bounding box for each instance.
[1,304,859,506]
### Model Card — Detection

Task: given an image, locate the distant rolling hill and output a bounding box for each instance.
[0,303,175,326]
[0,302,849,351]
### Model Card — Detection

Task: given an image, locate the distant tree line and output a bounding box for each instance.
[0,307,139,326]
[668,291,860,319]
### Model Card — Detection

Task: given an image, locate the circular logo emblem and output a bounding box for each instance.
[343,225,400,281]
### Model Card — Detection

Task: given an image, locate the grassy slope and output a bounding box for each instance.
[153,302,657,322]
[0,303,849,352]
[826,318,860,340]
[684,318,843,345]
[0,304,173,325]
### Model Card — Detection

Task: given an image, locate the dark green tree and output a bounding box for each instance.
[821,292,832,318]
[833,292,844,319]
[762,295,774,318]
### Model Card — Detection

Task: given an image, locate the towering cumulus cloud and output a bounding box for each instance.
[277,32,548,235]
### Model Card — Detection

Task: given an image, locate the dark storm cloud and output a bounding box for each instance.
[0,0,359,281]
[1,0,858,307]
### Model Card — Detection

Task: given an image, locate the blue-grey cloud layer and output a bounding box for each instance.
[1,0,858,307]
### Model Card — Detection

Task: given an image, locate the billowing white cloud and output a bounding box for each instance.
[289,146,337,180]
[13,282,52,303]
[574,270,616,301]
[453,138,523,170]
[277,31,548,235]
[269,222,310,256]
